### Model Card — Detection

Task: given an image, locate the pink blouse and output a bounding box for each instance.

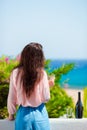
[7,68,50,114]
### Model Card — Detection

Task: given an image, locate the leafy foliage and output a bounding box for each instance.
[0,85,9,108]
[0,56,18,84]
[0,84,9,118]
[83,87,87,117]
[49,63,75,85]
[46,85,74,118]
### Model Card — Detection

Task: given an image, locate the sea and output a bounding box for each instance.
[48,59,87,89]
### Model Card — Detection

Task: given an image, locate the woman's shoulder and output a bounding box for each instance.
[41,69,48,78]
[12,68,18,73]
[11,68,19,77]
[41,69,46,74]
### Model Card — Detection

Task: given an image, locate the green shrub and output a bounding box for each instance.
[46,85,74,118]
[0,85,9,118]
[83,87,87,117]
[0,107,8,119]
[0,85,9,108]
[0,56,18,84]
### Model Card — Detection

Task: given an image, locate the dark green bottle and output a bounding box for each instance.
[75,92,83,118]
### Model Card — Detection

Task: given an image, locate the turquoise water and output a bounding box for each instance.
[49,59,87,89]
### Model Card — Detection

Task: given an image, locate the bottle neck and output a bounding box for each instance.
[78,92,81,101]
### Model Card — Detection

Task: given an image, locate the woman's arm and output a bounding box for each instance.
[7,71,17,120]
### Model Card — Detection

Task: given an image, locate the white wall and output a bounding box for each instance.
[0,118,87,130]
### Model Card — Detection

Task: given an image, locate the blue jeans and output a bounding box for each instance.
[15,103,50,130]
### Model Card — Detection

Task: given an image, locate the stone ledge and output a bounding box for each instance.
[0,118,87,130]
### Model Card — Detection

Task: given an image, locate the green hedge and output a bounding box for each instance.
[46,85,74,118]
[83,87,87,117]
[0,85,9,118]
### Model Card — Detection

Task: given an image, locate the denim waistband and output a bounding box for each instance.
[19,103,45,111]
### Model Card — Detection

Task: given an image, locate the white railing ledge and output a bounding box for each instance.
[0,118,87,130]
[50,118,87,130]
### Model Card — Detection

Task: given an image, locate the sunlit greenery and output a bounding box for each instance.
[0,55,18,84]
[83,87,87,117]
[46,85,74,118]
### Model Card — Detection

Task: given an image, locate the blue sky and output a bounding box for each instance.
[0,0,87,59]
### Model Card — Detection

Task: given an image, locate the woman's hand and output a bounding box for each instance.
[8,114,15,121]
[48,75,55,87]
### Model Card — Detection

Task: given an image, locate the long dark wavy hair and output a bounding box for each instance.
[15,42,45,97]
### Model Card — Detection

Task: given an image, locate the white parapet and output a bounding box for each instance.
[0,118,87,130]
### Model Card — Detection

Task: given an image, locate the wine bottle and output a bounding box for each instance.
[75,92,83,118]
